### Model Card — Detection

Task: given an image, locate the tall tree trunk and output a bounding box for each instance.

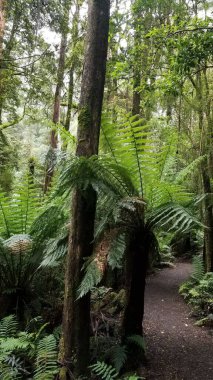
[44,31,68,192]
[64,2,81,136]
[0,0,5,61]
[195,72,213,273]
[201,160,213,272]
[64,64,74,133]
[59,1,110,378]
[0,0,5,123]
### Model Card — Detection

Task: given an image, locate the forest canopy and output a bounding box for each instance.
[0,0,212,379]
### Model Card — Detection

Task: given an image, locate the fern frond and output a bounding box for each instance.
[110,345,127,373]
[126,335,145,352]
[191,256,205,283]
[175,155,206,184]
[40,228,68,267]
[30,205,67,243]
[107,233,126,270]
[77,260,103,299]
[90,361,118,380]
[0,316,18,338]
[56,155,135,199]
[101,114,151,196]
[33,335,58,380]
[0,175,42,237]
[147,202,204,234]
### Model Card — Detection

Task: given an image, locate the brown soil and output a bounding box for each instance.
[142,263,213,380]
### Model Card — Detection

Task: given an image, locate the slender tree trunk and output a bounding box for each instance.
[201,160,213,272]
[59,1,110,378]
[0,0,5,61]
[44,31,68,192]
[64,2,81,136]
[0,0,5,123]
[64,64,74,133]
[195,72,213,273]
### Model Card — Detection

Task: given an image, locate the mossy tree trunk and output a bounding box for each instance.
[59,1,110,378]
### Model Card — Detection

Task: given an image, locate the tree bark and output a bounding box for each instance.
[201,159,213,272]
[0,0,5,61]
[122,225,149,338]
[44,31,68,192]
[59,1,110,377]
[64,2,81,135]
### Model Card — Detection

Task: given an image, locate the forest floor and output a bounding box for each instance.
[141,262,213,380]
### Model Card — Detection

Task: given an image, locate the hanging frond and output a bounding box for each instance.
[147,202,204,234]
[77,260,103,299]
[107,233,126,270]
[191,256,205,283]
[40,228,68,267]
[30,204,67,243]
[56,155,135,199]
[175,155,206,184]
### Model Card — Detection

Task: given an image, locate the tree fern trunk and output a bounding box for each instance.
[122,224,149,368]
[59,1,110,377]
[122,229,148,336]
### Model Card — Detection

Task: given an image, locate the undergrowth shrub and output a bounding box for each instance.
[179,256,213,325]
[0,315,59,379]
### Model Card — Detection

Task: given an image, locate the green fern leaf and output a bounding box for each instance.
[90,361,118,380]
[33,335,58,380]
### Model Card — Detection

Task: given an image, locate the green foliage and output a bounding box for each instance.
[0,175,42,238]
[90,360,143,380]
[179,257,213,322]
[125,335,145,352]
[77,260,103,299]
[191,256,205,283]
[90,361,118,380]
[147,202,204,235]
[107,233,126,270]
[34,335,58,380]
[56,155,135,199]
[0,315,58,380]
[110,345,127,373]
[0,315,18,339]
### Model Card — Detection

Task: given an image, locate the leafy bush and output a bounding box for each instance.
[179,257,213,323]
[0,315,59,379]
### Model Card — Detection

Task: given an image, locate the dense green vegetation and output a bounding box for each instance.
[0,0,212,378]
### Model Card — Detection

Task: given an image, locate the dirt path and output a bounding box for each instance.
[143,263,213,380]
